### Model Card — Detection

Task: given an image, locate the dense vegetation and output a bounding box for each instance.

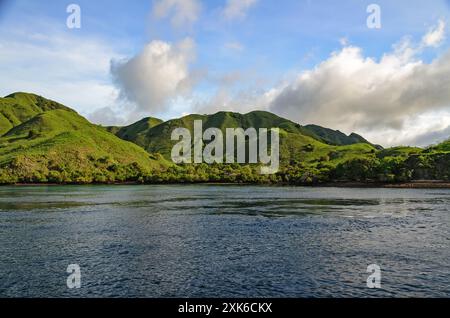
[1,92,449,185]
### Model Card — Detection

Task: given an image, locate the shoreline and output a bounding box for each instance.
[321,182,450,189]
[2,181,450,189]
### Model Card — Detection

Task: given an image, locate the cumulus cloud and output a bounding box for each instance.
[265,20,450,146]
[422,19,446,47]
[223,0,258,21]
[152,0,201,28]
[111,38,196,114]
[358,112,450,147]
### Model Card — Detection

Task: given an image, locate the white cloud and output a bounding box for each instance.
[152,0,202,28]
[422,19,446,48]
[88,106,128,127]
[111,38,197,114]
[262,21,450,147]
[223,0,258,21]
[364,112,450,147]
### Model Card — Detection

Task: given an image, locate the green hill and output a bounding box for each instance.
[106,117,164,148]
[112,110,380,161]
[0,93,169,184]
[428,139,450,152]
[304,124,382,149]
[0,92,74,136]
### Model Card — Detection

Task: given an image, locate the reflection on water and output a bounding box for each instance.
[0,185,449,298]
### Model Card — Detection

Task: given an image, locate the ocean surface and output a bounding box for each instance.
[0,185,449,298]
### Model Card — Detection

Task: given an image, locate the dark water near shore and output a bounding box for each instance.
[0,185,449,298]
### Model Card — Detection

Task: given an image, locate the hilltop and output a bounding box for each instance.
[0,93,169,184]
[0,92,75,136]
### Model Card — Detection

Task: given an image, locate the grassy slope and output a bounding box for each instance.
[304,124,379,147]
[0,92,74,135]
[106,117,164,148]
[377,146,423,159]
[113,111,379,167]
[429,140,450,152]
[0,94,169,183]
[111,111,380,153]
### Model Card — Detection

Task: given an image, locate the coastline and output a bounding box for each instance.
[382,181,450,189]
[2,181,450,189]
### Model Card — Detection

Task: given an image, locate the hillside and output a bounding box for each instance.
[106,117,164,148]
[111,110,380,161]
[0,93,169,184]
[304,124,382,149]
[0,92,74,136]
[429,139,450,152]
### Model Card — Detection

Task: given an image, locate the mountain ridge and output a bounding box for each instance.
[108,109,382,158]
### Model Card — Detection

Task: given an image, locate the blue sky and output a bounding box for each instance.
[0,0,450,146]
